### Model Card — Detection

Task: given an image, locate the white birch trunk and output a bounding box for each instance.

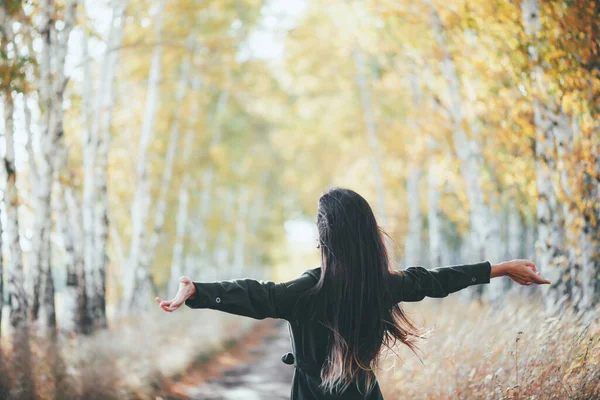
[124,0,167,310]
[135,46,193,304]
[65,187,91,333]
[247,177,266,277]
[353,49,387,226]
[579,124,600,312]
[521,0,568,313]
[0,191,2,339]
[29,0,78,331]
[555,112,581,307]
[486,202,505,302]
[233,186,250,276]
[55,180,85,334]
[81,27,97,331]
[0,78,36,398]
[169,179,190,296]
[404,162,422,267]
[1,91,29,330]
[214,189,235,279]
[427,160,443,267]
[424,0,490,263]
[507,201,523,259]
[90,0,128,327]
[169,74,200,296]
[188,91,229,281]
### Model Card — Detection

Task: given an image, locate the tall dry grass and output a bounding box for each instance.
[378,292,600,400]
[0,308,254,400]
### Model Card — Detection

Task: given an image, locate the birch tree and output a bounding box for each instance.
[353,49,387,226]
[2,90,30,333]
[29,0,79,330]
[0,10,36,394]
[169,74,201,296]
[521,0,569,312]
[233,185,250,276]
[173,90,229,289]
[135,41,193,303]
[423,0,504,300]
[124,0,167,310]
[88,0,129,327]
[427,159,443,268]
[404,162,422,266]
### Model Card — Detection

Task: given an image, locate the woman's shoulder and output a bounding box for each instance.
[302,266,321,281]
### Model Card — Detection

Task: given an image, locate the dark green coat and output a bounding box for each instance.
[185,261,492,399]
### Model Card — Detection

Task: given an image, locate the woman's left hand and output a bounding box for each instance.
[155,276,197,312]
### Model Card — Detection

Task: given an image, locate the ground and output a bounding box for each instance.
[167,319,295,400]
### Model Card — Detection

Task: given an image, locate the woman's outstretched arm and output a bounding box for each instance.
[391,259,550,302]
[155,269,319,320]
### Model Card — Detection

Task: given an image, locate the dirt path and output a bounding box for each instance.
[167,320,295,400]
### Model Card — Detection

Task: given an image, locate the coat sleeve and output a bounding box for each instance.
[184,269,319,320]
[389,261,492,302]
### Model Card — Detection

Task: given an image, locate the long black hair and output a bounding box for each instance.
[306,187,424,395]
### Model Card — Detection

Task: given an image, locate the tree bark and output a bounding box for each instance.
[183,91,229,284]
[579,124,600,313]
[169,73,201,296]
[135,44,193,303]
[81,27,97,332]
[424,1,490,254]
[89,0,128,327]
[124,0,167,310]
[404,162,422,266]
[0,71,36,400]
[2,90,29,330]
[233,186,250,276]
[353,49,387,226]
[30,0,79,331]
[427,159,443,268]
[521,0,569,313]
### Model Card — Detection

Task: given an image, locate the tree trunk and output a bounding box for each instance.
[404,162,422,266]
[135,45,193,303]
[521,0,569,313]
[2,90,29,328]
[425,1,490,251]
[169,178,191,296]
[427,159,443,267]
[1,87,36,399]
[555,112,581,308]
[579,125,600,313]
[30,0,79,330]
[214,189,235,279]
[353,48,387,226]
[169,73,201,296]
[233,186,250,276]
[124,0,167,310]
[81,27,97,332]
[89,0,128,328]
[0,192,2,339]
[66,188,92,334]
[180,91,229,285]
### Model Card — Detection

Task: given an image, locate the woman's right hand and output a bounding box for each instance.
[155,276,197,312]
[491,259,551,286]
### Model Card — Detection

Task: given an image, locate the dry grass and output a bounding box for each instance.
[378,293,600,400]
[0,308,255,400]
[2,292,599,399]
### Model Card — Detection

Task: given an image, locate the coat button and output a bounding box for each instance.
[471,277,476,282]
[215,297,221,303]
[281,352,295,365]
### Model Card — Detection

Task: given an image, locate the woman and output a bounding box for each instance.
[156,187,550,399]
